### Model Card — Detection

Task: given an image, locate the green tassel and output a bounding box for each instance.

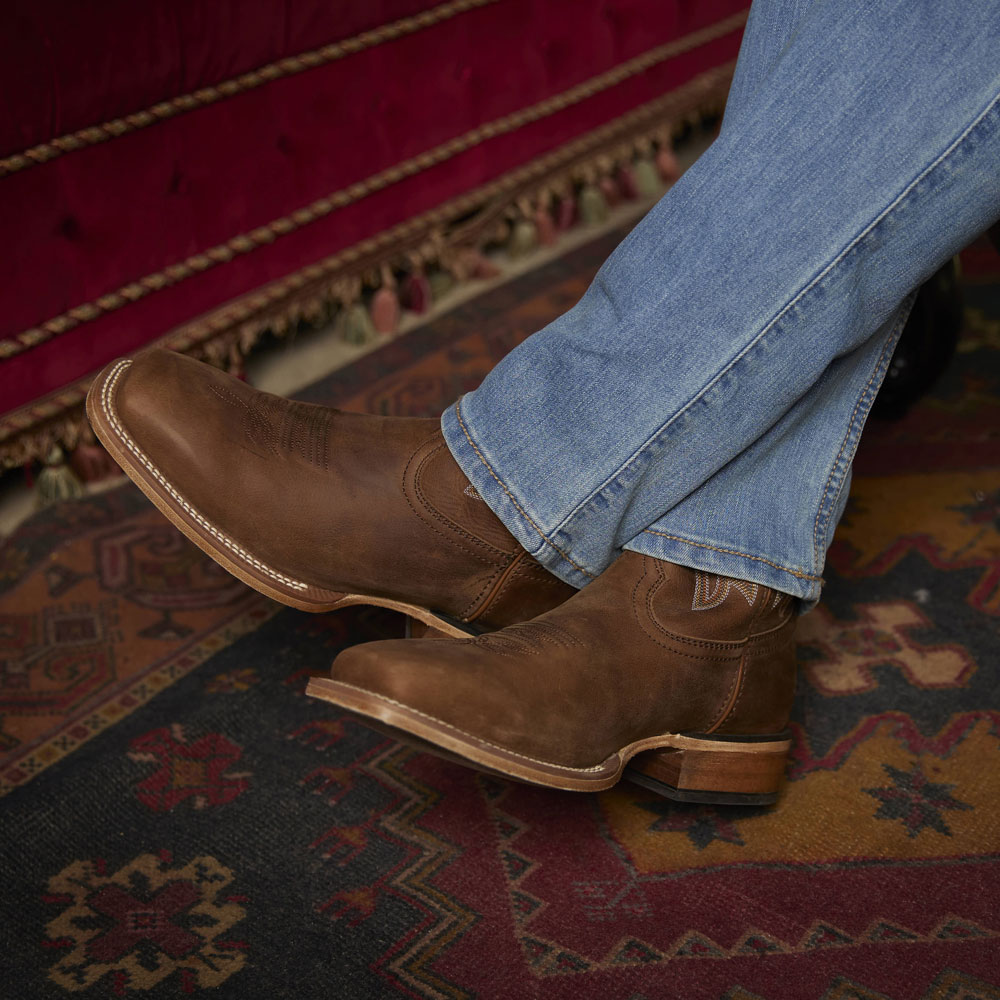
[337,303,375,345]
[507,218,538,258]
[36,446,84,508]
[427,269,455,300]
[634,156,660,197]
[578,184,608,225]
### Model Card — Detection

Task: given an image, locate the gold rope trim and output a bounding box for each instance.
[0,63,733,469]
[163,67,733,355]
[0,11,746,361]
[0,0,499,179]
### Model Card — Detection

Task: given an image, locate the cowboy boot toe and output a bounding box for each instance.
[309,551,798,802]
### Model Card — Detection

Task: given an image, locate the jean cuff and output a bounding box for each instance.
[441,399,593,590]
[624,530,820,611]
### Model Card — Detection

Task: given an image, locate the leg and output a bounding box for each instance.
[83,0,827,642]
[441,0,1000,601]
[83,1,826,641]
[312,0,1000,799]
[720,0,817,135]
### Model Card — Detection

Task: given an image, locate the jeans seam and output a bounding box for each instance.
[551,82,1000,538]
[639,529,821,582]
[810,296,913,571]
[453,399,596,579]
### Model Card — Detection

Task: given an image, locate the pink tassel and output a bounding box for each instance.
[556,194,577,230]
[70,429,120,483]
[228,343,247,381]
[460,248,500,279]
[599,175,621,208]
[618,164,639,200]
[372,267,401,335]
[656,147,681,183]
[371,287,400,335]
[401,270,431,313]
[534,205,557,246]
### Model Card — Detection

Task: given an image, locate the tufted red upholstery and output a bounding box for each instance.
[0,0,747,429]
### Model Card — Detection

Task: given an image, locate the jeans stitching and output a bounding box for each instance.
[454,400,596,579]
[639,529,821,581]
[550,83,1000,538]
[810,295,913,570]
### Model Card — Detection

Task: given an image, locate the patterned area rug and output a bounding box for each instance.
[2,229,998,999]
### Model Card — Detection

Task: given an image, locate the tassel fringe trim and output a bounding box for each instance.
[1,69,730,472]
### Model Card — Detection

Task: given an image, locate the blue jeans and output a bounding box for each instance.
[442,0,1000,608]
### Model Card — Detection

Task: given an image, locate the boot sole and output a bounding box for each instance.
[305,676,791,803]
[86,359,478,639]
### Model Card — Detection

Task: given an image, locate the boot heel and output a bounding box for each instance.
[625,733,790,806]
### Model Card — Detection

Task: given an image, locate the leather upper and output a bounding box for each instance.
[102,348,574,628]
[330,551,798,768]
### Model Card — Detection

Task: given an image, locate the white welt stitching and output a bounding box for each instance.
[101,359,310,592]
[327,679,618,774]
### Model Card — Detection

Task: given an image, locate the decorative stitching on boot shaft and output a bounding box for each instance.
[630,560,751,656]
[691,571,759,611]
[407,441,512,561]
[402,437,511,619]
[706,581,777,734]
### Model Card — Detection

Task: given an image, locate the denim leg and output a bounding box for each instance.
[630,296,913,607]
[442,0,1000,603]
[721,0,816,133]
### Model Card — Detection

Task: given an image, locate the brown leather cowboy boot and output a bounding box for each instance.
[307,551,798,804]
[86,349,574,635]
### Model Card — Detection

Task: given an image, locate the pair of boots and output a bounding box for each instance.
[87,350,797,805]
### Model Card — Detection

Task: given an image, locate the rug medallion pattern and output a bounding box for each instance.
[1,231,997,997]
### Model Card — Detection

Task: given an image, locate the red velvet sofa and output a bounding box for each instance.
[0,0,748,469]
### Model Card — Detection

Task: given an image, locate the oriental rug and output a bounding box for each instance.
[1,227,998,999]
